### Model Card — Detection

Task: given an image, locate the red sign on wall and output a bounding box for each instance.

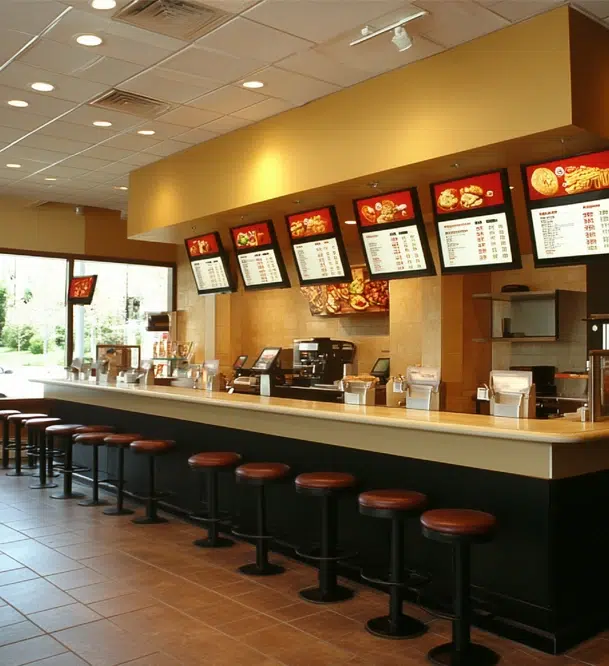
[231,222,273,249]
[287,207,335,240]
[432,171,505,215]
[186,233,220,257]
[355,189,415,227]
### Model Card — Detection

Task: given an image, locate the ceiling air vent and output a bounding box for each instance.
[89,89,172,119]
[113,0,231,41]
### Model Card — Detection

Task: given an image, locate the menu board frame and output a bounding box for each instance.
[285,205,353,287]
[522,149,609,268]
[430,168,522,275]
[352,187,436,280]
[184,231,236,296]
[229,220,291,292]
[68,275,97,305]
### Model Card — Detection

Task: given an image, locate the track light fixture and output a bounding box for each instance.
[349,11,427,49]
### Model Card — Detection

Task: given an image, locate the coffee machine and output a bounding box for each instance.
[292,338,356,388]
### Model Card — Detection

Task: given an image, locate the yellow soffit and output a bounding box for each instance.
[129,6,573,238]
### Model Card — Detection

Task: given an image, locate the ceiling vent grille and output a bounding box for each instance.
[89,89,172,118]
[113,0,231,41]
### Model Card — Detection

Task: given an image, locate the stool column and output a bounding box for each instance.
[7,422,29,477]
[388,516,404,632]
[2,418,11,469]
[50,435,85,500]
[146,456,157,521]
[130,439,175,525]
[319,495,338,597]
[454,542,471,655]
[28,419,61,490]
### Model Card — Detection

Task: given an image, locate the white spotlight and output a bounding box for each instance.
[392,26,412,52]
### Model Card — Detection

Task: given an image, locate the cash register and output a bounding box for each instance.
[232,348,291,395]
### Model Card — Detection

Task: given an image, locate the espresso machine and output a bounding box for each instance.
[292,338,356,388]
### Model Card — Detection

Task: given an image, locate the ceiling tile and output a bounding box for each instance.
[101,133,160,151]
[0,125,28,143]
[95,161,134,174]
[576,0,609,18]
[143,139,192,157]
[72,170,117,183]
[0,85,76,119]
[276,50,369,87]
[158,106,222,128]
[201,115,252,135]
[119,152,161,167]
[62,105,141,131]
[33,164,91,178]
[61,155,113,170]
[164,46,264,83]
[0,1,65,35]
[245,66,341,104]
[1,145,67,165]
[188,86,267,114]
[0,63,109,105]
[195,17,314,63]
[0,29,40,64]
[20,133,93,155]
[82,145,134,162]
[128,120,189,140]
[484,0,563,21]
[203,0,260,11]
[39,119,115,143]
[244,0,407,44]
[414,1,509,48]
[121,67,221,104]
[231,96,294,121]
[0,107,52,132]
[173,127,220,145]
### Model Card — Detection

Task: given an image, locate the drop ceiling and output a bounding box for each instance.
[0,0,604,212]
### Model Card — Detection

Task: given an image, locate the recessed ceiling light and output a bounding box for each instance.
[44,177,57,181]
[242,81,264,89]
[137,130,155,136]
[91,0,116,8]
[31,82,55,92]
[6,164,21,169]
[509,186,515,190]
[344,220,357,225]
[8,100,28,108]
[114,186,128,191]
[76,34,103,47]
[93,121,112,127]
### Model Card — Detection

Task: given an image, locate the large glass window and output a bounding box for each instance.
[0,254,69,396]
[73,260,173,362]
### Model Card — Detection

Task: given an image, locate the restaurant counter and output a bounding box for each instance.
[32,378,609,654]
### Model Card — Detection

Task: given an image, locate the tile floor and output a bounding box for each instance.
[0,476,603,665]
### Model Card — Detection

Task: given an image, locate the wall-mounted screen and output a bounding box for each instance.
[184,232,236,295]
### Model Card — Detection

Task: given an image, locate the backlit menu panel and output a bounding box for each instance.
[354,188,435,279]
[523,150,609,267]
[184,232,236,295]
[431,169,521,275]
[230,221,290,290]
[286,206,352,286]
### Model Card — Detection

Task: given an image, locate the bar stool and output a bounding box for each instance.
[25,418,61,489]
[103,433,142,516]
[359,489,428,639]
[6,413,47,477]
[421,509,498,666]
[188,451,241,548]
[74,429,116,507]
[46,424,85,499]
[0,410,20,469]
[233,462,290,576]
[130,439,175,524]
[295,472,357,604]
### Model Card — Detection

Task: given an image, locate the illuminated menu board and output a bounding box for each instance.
[184,232,236,295]
[431,169,521,275]
[286,206,352,286]
[353,187,435,280]
[230,221,290,291]
[522,150,609,267]
[68,275,97,305]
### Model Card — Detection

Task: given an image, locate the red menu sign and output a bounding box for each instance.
[523,150,609,267]
[431,169,521,274]
[286,206,352,286]
[68,275,97,305]
[353,187,435,280]
[184,232,235,295]
[230,221,290,291]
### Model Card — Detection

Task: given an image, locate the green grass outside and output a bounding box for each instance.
[0,346,65,368]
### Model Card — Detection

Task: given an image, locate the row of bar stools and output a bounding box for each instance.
[103,434,141,516]
[188,451,241,548]
[129,439,175,524]
[74,429,116,507]
[295,472,357,604]
[25,418,61,489]
[0,410,20,469]
[6,412,47,476]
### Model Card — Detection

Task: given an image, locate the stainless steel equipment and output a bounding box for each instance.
[489,370,536,419]
[588,350,609,422]
[292,338,355,387]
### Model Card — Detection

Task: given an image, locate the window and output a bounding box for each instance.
[0,254,69,397]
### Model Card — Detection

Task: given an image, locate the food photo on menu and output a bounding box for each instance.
[232,222,273,249]
[288,209,334,239]
[186,234,219,257]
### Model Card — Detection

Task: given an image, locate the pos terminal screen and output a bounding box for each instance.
[371,357,390,377]
[252,347,281,371]
[233,355,248,370]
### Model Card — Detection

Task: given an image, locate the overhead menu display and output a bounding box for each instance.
[522,150,609,267]
[353,187,436,280]
[184,232,236,295]
[286,206,352,286]
[230,221,290,291]
[431,169,521,275]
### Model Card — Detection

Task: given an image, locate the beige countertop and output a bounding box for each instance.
[33,379,609,480]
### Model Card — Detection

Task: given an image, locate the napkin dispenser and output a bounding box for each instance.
[341,379,377,406]
[405,366,441,411]
[489,370,536,419]
[386,377,407,407]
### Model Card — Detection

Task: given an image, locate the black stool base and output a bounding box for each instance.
[103,506,134,516]
[29,481,57,490]
[50,491,85,500]
[366,614,427,640]
[6,470,33,477]
[194,536,234,549]
[78,498,110,507]
[428,642,500,666]
[239,562,285,577]
[299,585,354,604]
[132,515,168,525]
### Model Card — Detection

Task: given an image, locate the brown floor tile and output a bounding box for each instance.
[53,619,158,666]
[237,588,299,613]
[213,579,265,597]
[55,542,117,560]
[218,613,280,637]
[0,577,75,614]
[148,580,225,612]
[276,640,355,666]
[0,567,39,586]
[38,532,93,549]
[267,602,322,622]
[47,568,109,591]
[29,602,103,632]
[187,598,257,626]
[0,619,44,646]
[79,553,151,578]
[116,653,183,665]
[568,636,609,664]
[89,592,156,618]
[0,540,84,576]
[69,581,138,604]
[289,610,361,640]
[240,624,318,656]
[31,654,90,666]
[0,635,67,666]
[17,525,74,538]
[110,604,205,639]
